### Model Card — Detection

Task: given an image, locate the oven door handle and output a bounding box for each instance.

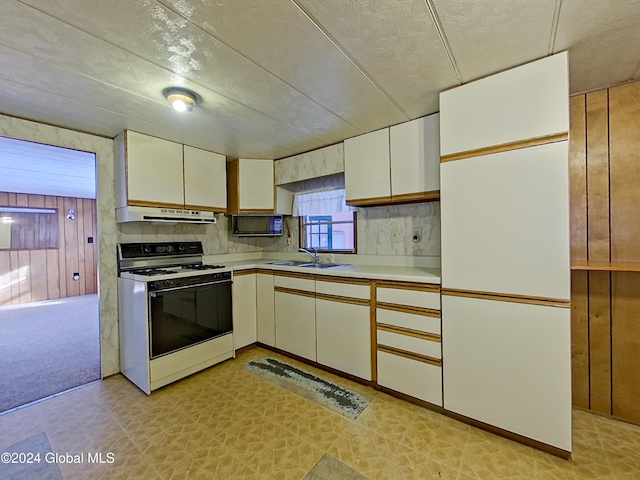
[149,280,232,296]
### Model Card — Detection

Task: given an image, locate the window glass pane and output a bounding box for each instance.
[301,212,355,253]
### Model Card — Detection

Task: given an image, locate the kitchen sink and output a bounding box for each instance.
[266,260,309,266]
[298,262,347,269]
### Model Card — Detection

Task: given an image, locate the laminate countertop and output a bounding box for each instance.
[211,258,441,285]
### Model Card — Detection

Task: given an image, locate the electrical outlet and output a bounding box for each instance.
[411,227,422,243]
[390,227,401,243]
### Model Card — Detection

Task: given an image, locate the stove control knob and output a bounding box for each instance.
[152,281,161,290]
[178,244,186,252]
[164,280,174,288]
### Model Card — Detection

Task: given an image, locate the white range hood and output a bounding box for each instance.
[116,206,217,224]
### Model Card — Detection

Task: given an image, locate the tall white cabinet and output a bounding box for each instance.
[439,52,571,454]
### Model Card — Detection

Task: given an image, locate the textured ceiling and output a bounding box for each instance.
[0,0,638,160]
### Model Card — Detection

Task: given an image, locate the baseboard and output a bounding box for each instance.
[444,410,572,460]
[375,385,445,415]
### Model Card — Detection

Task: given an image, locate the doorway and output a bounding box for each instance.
[0,136,100,413]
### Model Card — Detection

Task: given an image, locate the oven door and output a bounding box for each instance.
[148,280,232,359]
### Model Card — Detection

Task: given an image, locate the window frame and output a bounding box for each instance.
[298,212,357,254]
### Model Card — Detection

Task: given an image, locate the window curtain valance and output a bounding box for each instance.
[292,188,355,216]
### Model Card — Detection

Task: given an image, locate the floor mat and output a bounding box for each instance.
[245,357,372,420]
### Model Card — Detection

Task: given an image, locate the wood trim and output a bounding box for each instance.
[441,288,570,308]
[346,195,393,207]
[273,270,315,281]
[226,159,239,215]
[237,208,276,214]
[315,292,369,307]
[274,286,315,299]
[346,193,440,208]
[377,302,441,318]
[314,275,370,286]
[376,280,440,293]
[377,345,442,367]
[370,281,377,383]
[390,190,440,204]
[376,385,445,414]
[255,268,274,275]
[233,269,257,277]
[127,200,186,209]
[571,261,640,272]
[183,204,226,213]
[377,323,441,342]
[444,410,571,460]
[440,132,569,163]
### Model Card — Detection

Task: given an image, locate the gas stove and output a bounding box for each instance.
[117,242,232,281]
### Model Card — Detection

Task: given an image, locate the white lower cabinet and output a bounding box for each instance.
[274,280,316,361]
[375,281,443,406]
[232,272,257,350]
[377,351,442,406]
[442,295,572,451]
[256,272,275,347]
[316,298,371,380]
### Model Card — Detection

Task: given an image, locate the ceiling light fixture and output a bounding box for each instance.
[163,87,198,112]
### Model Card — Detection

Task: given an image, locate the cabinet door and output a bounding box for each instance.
[442,295,571,451]
[256,273,275,346]
[344,128,391,204]
[183,146,227,211]
[232,273,257,350]
[275,290,316,361]
[390,114,440,197]
[316,298,371,380]
[440,142,570,299]
[440,52,569,157]
[238,159,274,211]
[377,351,442,406]
[125,131,184,207]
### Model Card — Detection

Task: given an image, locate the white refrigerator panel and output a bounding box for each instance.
[442,295,572,451]
[440,141,570,299]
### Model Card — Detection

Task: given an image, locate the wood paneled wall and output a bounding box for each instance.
[570,80,640,424]
[0,192,97,306]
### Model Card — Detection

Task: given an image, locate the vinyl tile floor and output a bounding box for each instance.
[1,347,640,479]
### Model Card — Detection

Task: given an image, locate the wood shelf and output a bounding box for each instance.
[571,261,640,272]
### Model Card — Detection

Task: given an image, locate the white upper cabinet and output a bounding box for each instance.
[183,146,227,211]
[115,130,227,212]
[390,114,440,198]
[344,128,391,205]
[440,52,569,157]
[344,114,440,207]
[227,158,275,213]
[123,131,184,207]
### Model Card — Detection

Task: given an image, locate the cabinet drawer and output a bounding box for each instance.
[316,279,370,300]
[377,329,441,359]
[377,287,440,310]
[377,308,440,335]
[377,350,442,406]
[274,275,314,292]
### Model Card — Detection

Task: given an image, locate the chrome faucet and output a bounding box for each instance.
[299,247,319,263]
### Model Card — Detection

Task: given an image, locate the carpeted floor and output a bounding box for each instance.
[0,294,100,413]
